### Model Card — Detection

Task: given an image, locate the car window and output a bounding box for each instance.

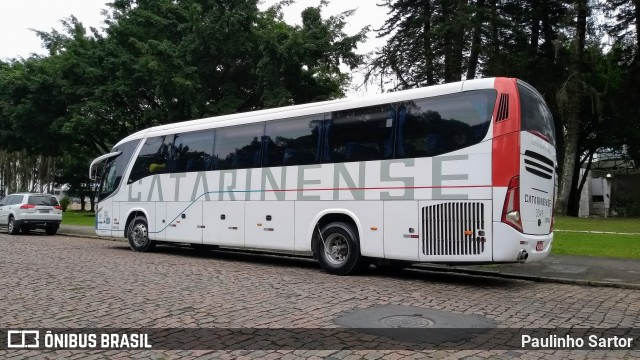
[0,196,8,206]
[10,195,23,205]
[28,196,59,206]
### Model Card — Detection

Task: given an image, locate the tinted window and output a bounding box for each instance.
[325,104,394,163]
[264,116,322,167]
[99,140,139,201]
[518,82,556,145]
[396,90,496,158]
[214,124,264,170]
[0,196,13,206]
[10,195,24,205]
[172,131,215,172]
[128,136,174,183]
[29,196,59,206]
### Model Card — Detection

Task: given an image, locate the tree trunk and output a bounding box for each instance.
[556,0,588,215]
[557,87,581,214]
[467,0,485,79]
[635,0,640,64]
[443,0,467,82]
[422,0,435,85]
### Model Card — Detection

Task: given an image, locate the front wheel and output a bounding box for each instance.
[314,222,364,275]
[128,216,155,252]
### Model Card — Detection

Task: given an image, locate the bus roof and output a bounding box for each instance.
[114,77,499,148]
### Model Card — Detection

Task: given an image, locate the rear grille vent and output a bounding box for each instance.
[524,150,553,179]
[422,202,486,256]
[496,94,509,122]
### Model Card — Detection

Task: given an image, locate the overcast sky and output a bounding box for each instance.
[0,0,388,94]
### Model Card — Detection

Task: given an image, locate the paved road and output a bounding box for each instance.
[1,232,639,359]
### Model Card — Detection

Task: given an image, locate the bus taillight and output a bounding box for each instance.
[502,176,523,232]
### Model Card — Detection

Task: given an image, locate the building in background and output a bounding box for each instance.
[579,153,639,217]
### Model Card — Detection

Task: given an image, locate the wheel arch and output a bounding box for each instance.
[124,208,149,238]
[307,209,362,255]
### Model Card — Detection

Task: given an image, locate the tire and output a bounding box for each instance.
[127,216,155,252]
[8,216,19,235]
[45,226,57,235]
[314,222,364,275]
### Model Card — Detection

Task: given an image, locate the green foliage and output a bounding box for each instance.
[0,0,366,188]
[59,196,71,212]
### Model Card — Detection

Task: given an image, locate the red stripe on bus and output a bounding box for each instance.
[261,185,492,193]
[492,78,521,187]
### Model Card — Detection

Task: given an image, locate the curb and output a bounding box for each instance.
[57,231,640,290]
[411,264,640,290]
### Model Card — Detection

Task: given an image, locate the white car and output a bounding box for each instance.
[0,193,63,235]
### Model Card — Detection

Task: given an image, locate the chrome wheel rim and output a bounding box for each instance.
[324,233,349,265]
[8,220,13,233]
[131,223,148,247]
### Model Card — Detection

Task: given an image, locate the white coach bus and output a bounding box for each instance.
[89,77,557,275]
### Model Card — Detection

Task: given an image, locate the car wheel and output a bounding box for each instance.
[45,226,58,235]
[127,216,155,252]
[314,222,364,275]
[8,216,19,235]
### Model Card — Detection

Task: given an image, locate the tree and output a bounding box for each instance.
[555,0,589,215]
[1,0,367,197]
[605,0,640,167]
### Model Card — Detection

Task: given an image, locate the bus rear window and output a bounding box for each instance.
[518,82,556,145]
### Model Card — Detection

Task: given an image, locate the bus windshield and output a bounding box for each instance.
[98,140,138,201]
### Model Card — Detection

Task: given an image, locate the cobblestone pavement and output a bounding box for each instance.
[1,232,639,359]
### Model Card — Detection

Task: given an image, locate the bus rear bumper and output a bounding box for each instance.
[492,222,553,263]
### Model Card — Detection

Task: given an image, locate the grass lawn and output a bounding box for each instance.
[61,210,95,226]
[552,232,640,259]
[553,216,640,259]
[554,215,640,233]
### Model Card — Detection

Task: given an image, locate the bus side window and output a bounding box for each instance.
[396,90,496,159]
[263,116,321,167]
[214,123,264,170]
[172,130,215,173]
[129,135,174,183]
[325,104,394,163]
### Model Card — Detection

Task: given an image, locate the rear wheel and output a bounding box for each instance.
[127,216,155,252]
[45,226,58,235]
[7,217,19,235]
[314,222,364,275]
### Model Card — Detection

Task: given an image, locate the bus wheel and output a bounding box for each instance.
[128,216,155,252]
[315,222,363,275]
